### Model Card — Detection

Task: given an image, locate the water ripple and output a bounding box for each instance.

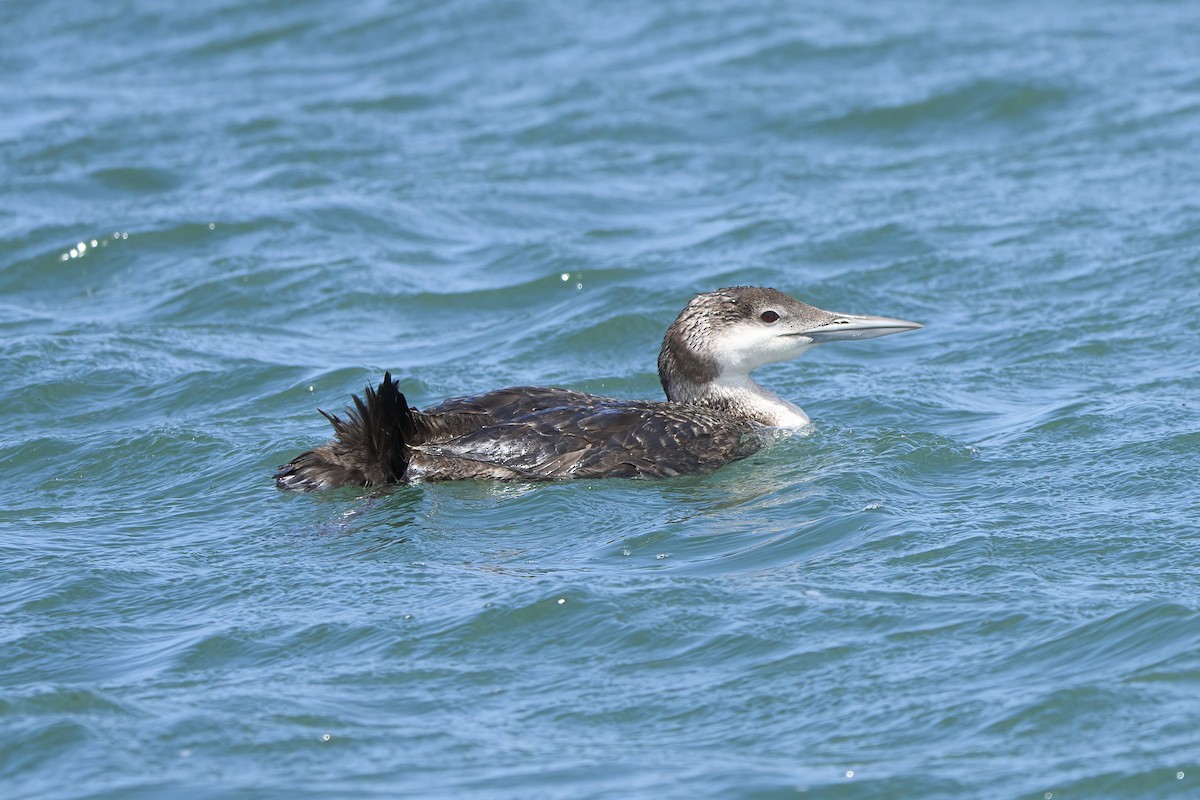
[5,0,1200,798]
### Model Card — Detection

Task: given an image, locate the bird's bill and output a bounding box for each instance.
[795,312,923,343]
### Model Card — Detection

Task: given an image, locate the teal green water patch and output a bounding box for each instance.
[810,79,1077,144]
[87,167,184,195]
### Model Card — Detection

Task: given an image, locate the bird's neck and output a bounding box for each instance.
[670,371,810,428]
[658,318,811,428]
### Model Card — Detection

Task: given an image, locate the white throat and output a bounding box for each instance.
[704,371,811,428]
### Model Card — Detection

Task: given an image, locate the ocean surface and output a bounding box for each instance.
[4,1,1200,797]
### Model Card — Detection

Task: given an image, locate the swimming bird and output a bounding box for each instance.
[275,287,921,490]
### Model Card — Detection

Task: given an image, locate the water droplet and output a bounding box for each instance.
[1044,793,1053,799]
[77,241,86,253]
[321,733,331,742]
[90,239,98,247]
[556,597,566,605]
[121,232,128,239]
[656,553,670,559]
[60,253,69,261]
[178,748,193,758]
[560,273,570,281]
[208,222,216,230]
[845,770,854,778]
[1178,772,1186,780]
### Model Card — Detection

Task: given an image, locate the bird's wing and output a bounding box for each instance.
[422,386,611,418]
[413,400,763,480]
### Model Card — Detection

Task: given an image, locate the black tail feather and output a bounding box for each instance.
[275,372,416,491]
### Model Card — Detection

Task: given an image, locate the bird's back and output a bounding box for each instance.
[410,389,765,480]
[275,378,766,488]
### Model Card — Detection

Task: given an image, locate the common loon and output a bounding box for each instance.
[275,287,920,490]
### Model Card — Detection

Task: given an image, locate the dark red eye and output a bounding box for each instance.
[760,310,780,323]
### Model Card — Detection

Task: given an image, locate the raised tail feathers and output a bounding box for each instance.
[275,372,416,491]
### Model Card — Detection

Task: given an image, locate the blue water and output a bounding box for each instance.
[4,1,1200,797]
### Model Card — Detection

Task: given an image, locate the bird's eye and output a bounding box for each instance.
[760,310,780,323]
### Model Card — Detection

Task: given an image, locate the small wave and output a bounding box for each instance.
[810,79,1074,141]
